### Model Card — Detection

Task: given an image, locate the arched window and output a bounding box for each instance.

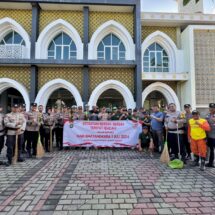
[97,33,125,60]
[0,31,26,59]
[143,42,169,72]
[0,31,25,46]
[48,32,77,60]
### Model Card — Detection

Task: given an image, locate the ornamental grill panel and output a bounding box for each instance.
[0,45,25,59]
[38,67,83,95]
[0,67,30,91]
[194,30,215,105]
[89,68,134,94]
[89,12,134,38]
[142,26,177,46]
[39,10,83,39]
[0,9,32,35]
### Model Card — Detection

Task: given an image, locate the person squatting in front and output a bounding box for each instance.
[138,126,154,157]
[188,110,211,171]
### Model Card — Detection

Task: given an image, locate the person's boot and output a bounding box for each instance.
[206,163,215,168]
[17,157,25,162]
[192,155,199,166]
[6,159,12,166]
[200,157,206,171]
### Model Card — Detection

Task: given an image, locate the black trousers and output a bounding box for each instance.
[39,126,45,147]
[26,131,38,156]
[0,135,5,153]
[56,127,63,149]
[6,134,22,163]
[22,131,27,151]
[167,132,186,158]
[44,130,52,152]
[52,127,57,147]
[208,138,215,165]
[183,132,191,156]
[151,129,164,151]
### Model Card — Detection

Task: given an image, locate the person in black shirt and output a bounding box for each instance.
[119,108,128,120]
[140,111,151,130]
[138,126,154,157]
[111,107,121,120]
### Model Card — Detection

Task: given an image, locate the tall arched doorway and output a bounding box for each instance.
[88,80,136,109]
[144,91,167,110]
[142,82,180,110]
[46,87,76,109]
[0,78,30,111]
[0,88,24,113]
[97,89,125,108]
[35,79,83,110]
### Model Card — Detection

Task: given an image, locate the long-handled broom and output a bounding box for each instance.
[160,129,170,164]
[37,134,45,158]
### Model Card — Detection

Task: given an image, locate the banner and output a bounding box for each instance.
[63,121,142,148]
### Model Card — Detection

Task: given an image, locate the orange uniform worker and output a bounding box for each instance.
[188,110,211,171]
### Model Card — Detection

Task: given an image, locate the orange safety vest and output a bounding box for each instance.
[188,118,210,140]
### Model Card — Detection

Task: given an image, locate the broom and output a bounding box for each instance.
[36,134,45,158]
[160,129,170,164]
[12,133,18,164]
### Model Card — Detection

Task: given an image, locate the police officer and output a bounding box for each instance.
[0,105,5,154]
[206,103,215,167]
[19,104,28,153]
[165,103,186,162]
[43,107,55,152]
[52,106,58,148]
[57,105,69,150]
[76,106,86,120]
[4,104,26,165]
[38,105,45,148]
[26,103,40,158]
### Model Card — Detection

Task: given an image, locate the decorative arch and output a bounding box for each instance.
[88,80,136,109]
[36,19,83,59]
[0,78,30,110]
[35,79,83,109]
[88,20,135,60]
[142,82,180,110]
[142,31,178,73]
[0,17,31,58]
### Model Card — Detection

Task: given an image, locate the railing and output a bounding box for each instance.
[0,45,26,59]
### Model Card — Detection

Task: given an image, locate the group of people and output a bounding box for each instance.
[0,102,214,170]
[137,103,215,171]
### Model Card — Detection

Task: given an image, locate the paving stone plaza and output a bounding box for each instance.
[0,149,215,215]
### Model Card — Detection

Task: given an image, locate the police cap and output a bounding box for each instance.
[184,104,191,108]
[209,103,215,108]
[13,104,19,108]
[31,102,37,107]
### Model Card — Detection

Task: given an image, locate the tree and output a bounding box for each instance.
[183,0,199,6]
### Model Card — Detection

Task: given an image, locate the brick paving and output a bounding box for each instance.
[0,149,215,215]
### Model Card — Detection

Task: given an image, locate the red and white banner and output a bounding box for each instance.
[63,121,142,148]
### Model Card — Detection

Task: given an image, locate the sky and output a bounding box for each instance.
[141,0,215,14]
